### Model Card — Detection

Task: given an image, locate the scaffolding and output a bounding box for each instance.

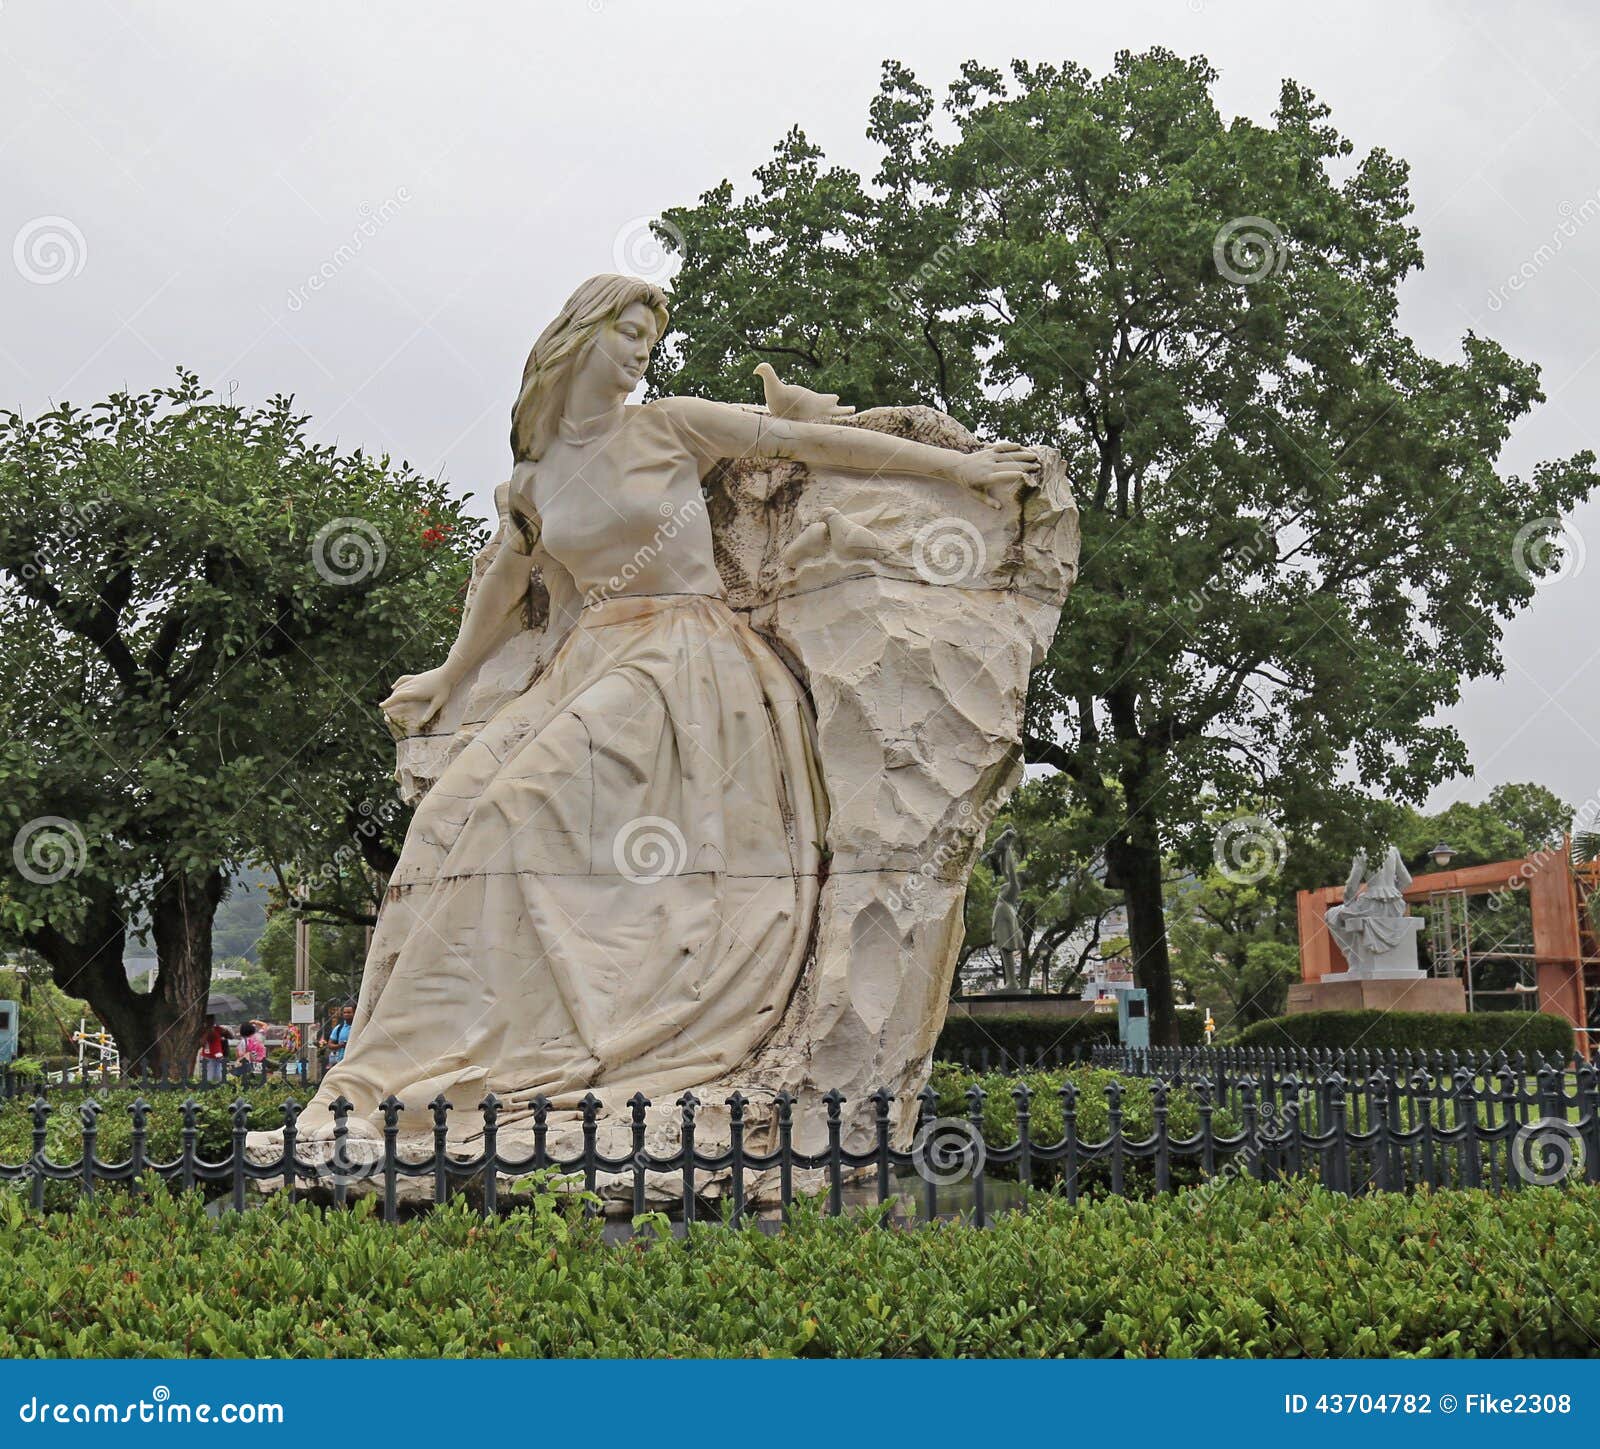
[70,1018,120,1081]
[1420,887,1541,1012]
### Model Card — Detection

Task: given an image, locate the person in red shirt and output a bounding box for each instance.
[199,1014,229,1084]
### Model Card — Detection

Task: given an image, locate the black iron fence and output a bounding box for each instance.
[1092,1042,1582,1081]
[4,1067,1598,1228]
[1094,1043,1577,1119]
[936,1044,1097,1074]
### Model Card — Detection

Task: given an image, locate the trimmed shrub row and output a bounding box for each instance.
[0,1180,1596,1356]
[937,1011,1118,1059]
[1233,1009,1575,1061]
[930,1061,1238,1145]
[930,1061,1239,1193]
[936,1007,1205,1061]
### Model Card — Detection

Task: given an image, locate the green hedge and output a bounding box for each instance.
[936,1007,1204,1060]
[936,1011,1117,1059]
[0,1087,292,1210]
[931,1061,1241,1141]
[0,1086,287,1161]
[930,1062,1238,1192]
[1,1180,1596,1355]
[1234,1009,1575,1060]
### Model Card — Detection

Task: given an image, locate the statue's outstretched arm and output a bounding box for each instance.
[658,395,1041,504]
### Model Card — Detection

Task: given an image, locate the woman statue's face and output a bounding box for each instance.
[575,300,659,400]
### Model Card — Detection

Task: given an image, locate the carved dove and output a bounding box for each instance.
[753,362,855,422]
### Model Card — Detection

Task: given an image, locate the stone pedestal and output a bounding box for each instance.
[1286,975,1467,1015]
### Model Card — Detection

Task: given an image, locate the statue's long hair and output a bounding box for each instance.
[510,274,669,464]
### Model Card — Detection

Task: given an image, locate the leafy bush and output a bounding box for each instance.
[931,1062,1216,1140]
[0,1180,1595,1356]
[0,1086,292,1208]
[1234,1010,1574,1061]
[936,1010,1117,1061]
[930,1063,1238,1192]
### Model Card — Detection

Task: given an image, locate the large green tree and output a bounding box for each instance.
[1167,867,1300,1031]
[256,907,366,1021]
[650,50,1598,1043]
[0,373,481,1070]
[1390,781,1570,870]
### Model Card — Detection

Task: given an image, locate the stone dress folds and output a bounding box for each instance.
[293,402,825,1137]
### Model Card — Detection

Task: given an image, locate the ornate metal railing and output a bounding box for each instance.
[1092,1042,1582,1082]
[1092,1044,1582,1132]
[935,1044,1098,1074]
[4,1069,1598,1227]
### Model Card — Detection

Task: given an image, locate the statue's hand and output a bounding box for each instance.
[381,666,459,733]
[954,442,1042,504]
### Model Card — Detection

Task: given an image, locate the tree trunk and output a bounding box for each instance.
[27,884,137,1065]
[29,870,227,1075]
[1105,832,1178,1045]
[147,868,227,1075]
[1101,683,1179,1045]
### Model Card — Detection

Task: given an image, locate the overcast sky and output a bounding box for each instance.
[4,0,1599,819]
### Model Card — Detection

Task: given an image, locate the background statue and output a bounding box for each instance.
[984,826,1025,990]
[1324,846,1419,971]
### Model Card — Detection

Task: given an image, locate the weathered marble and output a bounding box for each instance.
[249,274,1077,1201]
[1322,846,1427,980]
[390,404,1078,1178]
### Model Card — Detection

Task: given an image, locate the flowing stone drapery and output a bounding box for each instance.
[379,405,1078,1192]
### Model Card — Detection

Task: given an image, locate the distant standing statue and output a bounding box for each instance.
[1323,846,1425,977]
[985,826,1025,990]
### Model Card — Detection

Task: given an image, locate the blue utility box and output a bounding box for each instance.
[1117,988,1150,1051]
[0,1000,17,1065]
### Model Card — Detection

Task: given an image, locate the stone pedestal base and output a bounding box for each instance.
[1286,976,1467,1015]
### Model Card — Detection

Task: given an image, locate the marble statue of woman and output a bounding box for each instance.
[287,274,1041,1140]
[1324,845,1415,964]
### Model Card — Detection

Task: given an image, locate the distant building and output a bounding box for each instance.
[1080,956,1136,1003]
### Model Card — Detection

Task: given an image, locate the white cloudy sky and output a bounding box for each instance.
[4,0,1598,816]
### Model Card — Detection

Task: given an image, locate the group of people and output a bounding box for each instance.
[197,1016,264,1083]
[195,1004,354,1082]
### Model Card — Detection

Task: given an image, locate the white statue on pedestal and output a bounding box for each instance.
[272,274,1056,1151]
[1323,846,1426,980]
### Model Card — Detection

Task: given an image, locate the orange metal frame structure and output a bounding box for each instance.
[1296,841,1592,1058]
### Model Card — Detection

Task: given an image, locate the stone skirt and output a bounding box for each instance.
[291,592,824,1136]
